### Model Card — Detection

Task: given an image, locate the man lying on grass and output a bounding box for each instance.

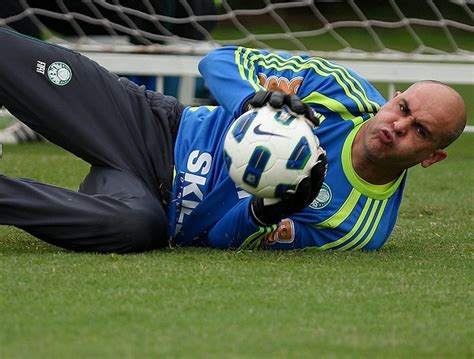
[0,28,467,252]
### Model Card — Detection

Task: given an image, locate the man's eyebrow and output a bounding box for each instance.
[401,98,411,113]
[402,98,433,136]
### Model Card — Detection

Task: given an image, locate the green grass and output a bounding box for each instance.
[0,135,473,357]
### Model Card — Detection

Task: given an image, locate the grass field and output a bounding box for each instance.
[0,131,472,357]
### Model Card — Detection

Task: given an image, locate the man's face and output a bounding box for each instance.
[360,83,460,169]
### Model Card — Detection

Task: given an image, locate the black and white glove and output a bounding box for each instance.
[250,150,328,226]
[246,91,321,127]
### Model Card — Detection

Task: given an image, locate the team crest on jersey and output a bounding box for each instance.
[258,74,303,95]
[309,182,332,209]
[47,62,72,86]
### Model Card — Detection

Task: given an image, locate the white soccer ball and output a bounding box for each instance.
[223,104,322,198]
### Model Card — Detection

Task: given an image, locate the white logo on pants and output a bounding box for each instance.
[47,62,72,86]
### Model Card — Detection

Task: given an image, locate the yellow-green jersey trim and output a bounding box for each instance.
[353,199,388,250]
[337,199,384,251]
[315,197,388,251]
[235,48,378,115]
[351,114,370,126]
[317,198,373,250]
[314,188,361,229]
[342,122,406,200]
[236,47,265,92]
[302,92,354,120]
[254,53,366,113]
[188,106,218,112]
[237,225,276,251]
[313,56,380,112]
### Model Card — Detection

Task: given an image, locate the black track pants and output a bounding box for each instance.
[0,28,184,253]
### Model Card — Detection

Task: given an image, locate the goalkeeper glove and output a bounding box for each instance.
[250,150,328,226]
[246,91,321,127]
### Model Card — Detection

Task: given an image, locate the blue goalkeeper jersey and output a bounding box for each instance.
[168,46,406,251]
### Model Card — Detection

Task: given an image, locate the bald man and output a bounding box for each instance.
[0,29,467,252]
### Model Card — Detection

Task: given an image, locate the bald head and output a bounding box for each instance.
[353,79,467,182]
[407,81,467,148]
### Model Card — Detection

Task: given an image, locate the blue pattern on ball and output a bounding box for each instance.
[232,111,258,143]
[286,136,311,170]
[243,146,271,188]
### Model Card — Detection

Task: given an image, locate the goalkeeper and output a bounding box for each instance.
[0,28,467,252]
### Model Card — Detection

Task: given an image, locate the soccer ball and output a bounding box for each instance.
[223,104,322,198]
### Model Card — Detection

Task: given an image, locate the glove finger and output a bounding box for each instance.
[249,91,271,108]
[309,153,328,198]
[293,176,313,207]
[288,95,305,114]
[311,153,328,179]
[280,187,295,202]
[286,96,320,127]
[304,107,320,127]
[268,91,285,108]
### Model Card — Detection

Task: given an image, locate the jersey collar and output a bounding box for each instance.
[341,121,406,200]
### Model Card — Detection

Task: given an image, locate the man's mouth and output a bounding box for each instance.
[378,128,394,145]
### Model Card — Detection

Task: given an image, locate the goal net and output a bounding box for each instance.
[0,1,473,133]
[0,0,473,61]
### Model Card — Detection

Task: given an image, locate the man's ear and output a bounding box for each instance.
[421,150,448,168]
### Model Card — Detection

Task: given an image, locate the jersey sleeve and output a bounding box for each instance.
[206,198,263,249]
[199,46,386,122]
[198,46,265,118]
[206,199,335,250]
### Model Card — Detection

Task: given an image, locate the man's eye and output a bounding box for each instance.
[399,104,408,113]
[416,125,426,137]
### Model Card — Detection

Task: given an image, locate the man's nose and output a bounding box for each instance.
[392,117,412,135]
